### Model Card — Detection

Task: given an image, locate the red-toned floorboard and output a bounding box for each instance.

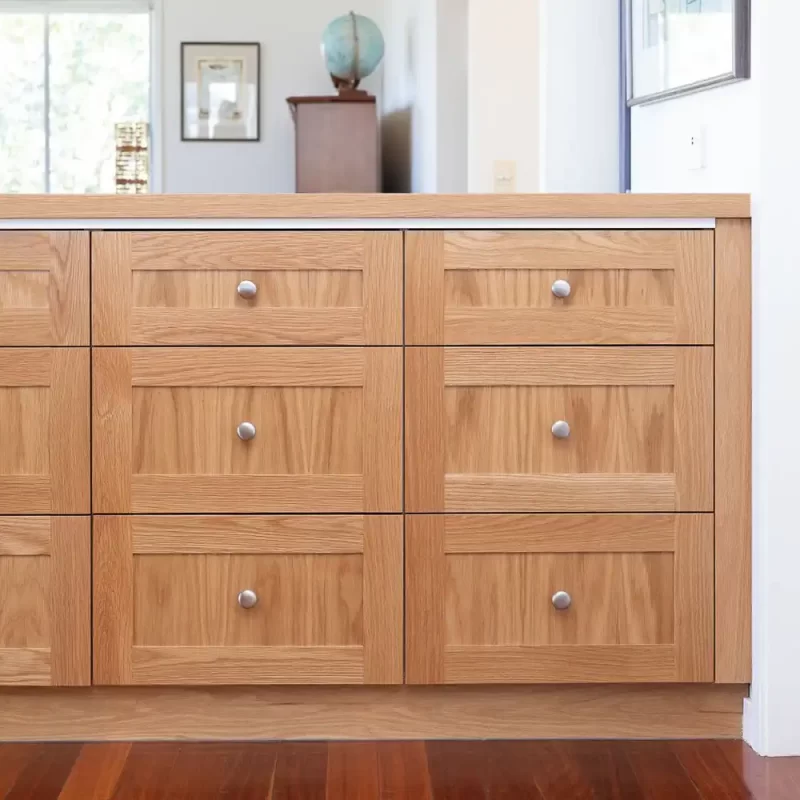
[0,740,796,799]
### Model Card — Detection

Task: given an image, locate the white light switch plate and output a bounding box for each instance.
[686,128,706,171]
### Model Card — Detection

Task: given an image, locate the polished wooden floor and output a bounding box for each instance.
[0,740,797,799]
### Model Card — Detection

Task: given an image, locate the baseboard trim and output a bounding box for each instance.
[0,684,746,741]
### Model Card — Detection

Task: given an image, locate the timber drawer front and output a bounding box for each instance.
[0,517,90,686]
[92,232,402,345]
[406,514,713,684]
[0,348,90,514]
[0,197,752,737]
[406,346,713,513]
[407,230,713,345]
[0,232,89,346]
[92,347,402,514]
[93,515,402,685]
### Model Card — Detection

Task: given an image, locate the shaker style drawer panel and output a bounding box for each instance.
[0,517,90,686]
[0,232,89,345]
[92,232,402,344]
[94,515,402,685]
[0,349,90,514]
[407,514,713,684]
[93,348,402,513]
[406,347,712,513]
[406,230,713,344]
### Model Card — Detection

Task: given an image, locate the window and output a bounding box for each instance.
[0,1,153,193]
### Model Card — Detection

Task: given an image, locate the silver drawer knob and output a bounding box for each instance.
[237,280,257,299]
[237,421,256,441]
[238,589,258,609]
[551,420,571,439]
[552,591,571,610]
[551,279,571,298]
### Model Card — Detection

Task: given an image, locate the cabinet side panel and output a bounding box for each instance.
[715,218,752,683]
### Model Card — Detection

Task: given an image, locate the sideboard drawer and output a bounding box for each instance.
[0,231,89,345]
[407,514,713,684]
[93,348,402,513]
[0,517,90,686]
[407,347,713,513]
[93,231,402,345]
[407,230,713,344]
[94,515,402,685]
[0,349,89,514]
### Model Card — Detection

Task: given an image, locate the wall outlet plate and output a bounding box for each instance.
[493,160,517,193]
[686,128,706,171]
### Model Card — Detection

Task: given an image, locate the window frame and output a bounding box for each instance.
[0,0,161,192]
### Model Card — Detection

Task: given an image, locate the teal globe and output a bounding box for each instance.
[321,12,385,88]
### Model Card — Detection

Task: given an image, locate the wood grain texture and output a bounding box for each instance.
[0,231,88,345]
[408,513,713,685]
[443,346,678,385]
[443,474,677,512]
[130,646,365,685]
[0,349,89,514]
[0,517,50,555]
[406,231,445,344]
[129,515,366,553]
[94,348,401,513]
[363,516,403,684]
[0,685,746,740]
[405,348,445,512]
[409,347,712,513]
[715,218,752,683]
[49,517,90,686]
[0,517,89,686]
[675,515,714,682]
[95,514,402,686]
[444,645,677,683]
[92,349,132,513]
[363,348,403,511]
[675,348,714,511]
[406,515,446,684]
[93,516,134,685]
[0,193,751,219]
[56,742,131,800]
[49,348,90,513]
[93,231,402,345]
[411,230,714,345]
[443,514,677,553]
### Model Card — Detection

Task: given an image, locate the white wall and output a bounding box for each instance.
[743,0,800,759]
[631,81,756,192]
[630,0,800,758]
[539,0,620,192]
[159,0,384,193]
[467,0,540,192]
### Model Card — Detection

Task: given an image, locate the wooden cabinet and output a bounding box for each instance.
[0,232,89,346]
[93,347,402,513]
[0,349,89,514]
[93,232,401,345]
[406,346,712,513]
[406,514,713,684]
[94,515,402,685]
[407,230,713,345]
[0,517,90,685]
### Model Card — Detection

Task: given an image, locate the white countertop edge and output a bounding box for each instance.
[0,217,716,230]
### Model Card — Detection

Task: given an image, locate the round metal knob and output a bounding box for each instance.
[237,280,257,299]
[236,421,256,441]
[552,591,572,610]
[551,420,571,439]
[551,279,571,298]
[238,589,258,609]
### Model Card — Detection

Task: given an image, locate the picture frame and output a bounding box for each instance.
[625,0,750,106]
[181,42,260,141]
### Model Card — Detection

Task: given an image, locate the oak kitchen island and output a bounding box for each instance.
[0,193,751,740]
